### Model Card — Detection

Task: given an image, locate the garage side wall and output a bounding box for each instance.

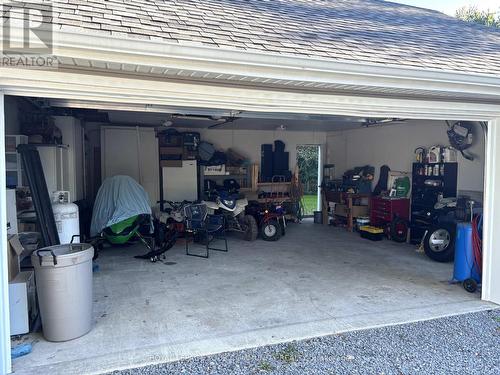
[326,120,485,196]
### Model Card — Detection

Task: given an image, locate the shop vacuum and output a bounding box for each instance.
[453,212,483,293]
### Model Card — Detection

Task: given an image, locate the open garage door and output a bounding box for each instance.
[1,90,499,374]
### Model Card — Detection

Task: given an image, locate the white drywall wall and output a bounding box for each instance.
[176,127,327,170]
[327,120,485,193]
[53,116,85,201]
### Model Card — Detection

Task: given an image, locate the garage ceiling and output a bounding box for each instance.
[42,101,444,132]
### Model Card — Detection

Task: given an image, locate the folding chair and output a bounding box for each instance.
[184,203,228,258]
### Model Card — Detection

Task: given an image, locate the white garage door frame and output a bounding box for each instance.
[483,119,500,304]
[1,68,500,373]
[0,92,12,375]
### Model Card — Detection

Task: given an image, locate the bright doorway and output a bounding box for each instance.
[296,145,321,216]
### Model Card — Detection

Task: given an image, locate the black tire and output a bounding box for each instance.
[91,239,104,261]
[423,223,456,262]
[261,220,282,241]
[243,215,258,241]
[463,278,478,293]
[390,218,409,243]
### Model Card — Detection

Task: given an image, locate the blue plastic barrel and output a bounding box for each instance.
[453,223,480,282]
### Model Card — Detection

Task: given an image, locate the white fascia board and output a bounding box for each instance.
[56,31,500,98]
[5,24,500,99]
[1,67,500,121]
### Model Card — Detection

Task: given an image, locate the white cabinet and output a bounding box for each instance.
[101,126,159,205]
[5,135,27,188]
[6,189,18,235]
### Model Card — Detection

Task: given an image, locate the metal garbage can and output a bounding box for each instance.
[31,243,94,342]
[313,211,323,224]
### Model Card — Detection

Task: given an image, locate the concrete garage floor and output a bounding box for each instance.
[13,221,495,374]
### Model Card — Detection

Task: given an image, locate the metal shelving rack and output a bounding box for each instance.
[5,135,28,188]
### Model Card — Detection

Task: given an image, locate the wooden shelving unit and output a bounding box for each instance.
[257,197,292,203]
[257,182,291,187]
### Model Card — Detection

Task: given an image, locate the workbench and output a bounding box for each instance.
[323,191,371,232]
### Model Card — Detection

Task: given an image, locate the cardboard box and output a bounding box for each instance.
[18,222,37,232]
[182,149,197,160]
[334,204,369,218]
[160,160,183,168]
[160,147,183,155]
[204,165,226,175]
[7,235,24,282]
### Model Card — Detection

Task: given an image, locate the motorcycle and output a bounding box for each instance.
[203,191,258,241]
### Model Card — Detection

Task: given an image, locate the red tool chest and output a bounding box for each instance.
[370,197,410,227]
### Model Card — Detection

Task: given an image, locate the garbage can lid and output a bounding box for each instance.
[31,243,94,268]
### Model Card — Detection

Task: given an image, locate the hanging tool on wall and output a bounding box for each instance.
[446,121,475,161]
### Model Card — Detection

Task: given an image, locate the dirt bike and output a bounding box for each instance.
[203,192,258,241]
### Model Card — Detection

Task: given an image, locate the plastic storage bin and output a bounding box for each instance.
[31,243,94,342]
[359,226,384,241]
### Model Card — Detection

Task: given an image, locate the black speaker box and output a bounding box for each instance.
[274,140,286,153]
[261,144,274,179]
[273,151,289,175]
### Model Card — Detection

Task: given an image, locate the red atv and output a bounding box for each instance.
[246,201,286,241]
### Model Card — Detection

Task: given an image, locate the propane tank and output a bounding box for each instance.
[52,191,80,244]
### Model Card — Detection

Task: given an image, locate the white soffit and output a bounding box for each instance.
[2,67,500,121]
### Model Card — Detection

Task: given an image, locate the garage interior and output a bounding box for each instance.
[4,93,496,374]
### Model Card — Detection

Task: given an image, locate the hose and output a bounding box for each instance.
[472,214,483,276]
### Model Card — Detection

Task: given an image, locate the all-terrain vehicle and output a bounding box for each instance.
[246,200,286,241]
[203,191,258,241]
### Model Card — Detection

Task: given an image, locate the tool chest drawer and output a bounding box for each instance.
[370,197,410,227]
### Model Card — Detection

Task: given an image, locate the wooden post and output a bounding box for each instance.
[321,189,329,225]
[347,195,354,232]
[251,163,259,192]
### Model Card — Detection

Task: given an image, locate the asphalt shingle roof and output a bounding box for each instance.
[5,0,500,77]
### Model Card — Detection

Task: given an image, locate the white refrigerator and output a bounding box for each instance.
[162,160,198,202]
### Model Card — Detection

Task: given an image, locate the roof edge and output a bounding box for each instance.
[6,24,500,98]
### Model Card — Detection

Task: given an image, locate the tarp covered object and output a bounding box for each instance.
[91,175,152,236]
